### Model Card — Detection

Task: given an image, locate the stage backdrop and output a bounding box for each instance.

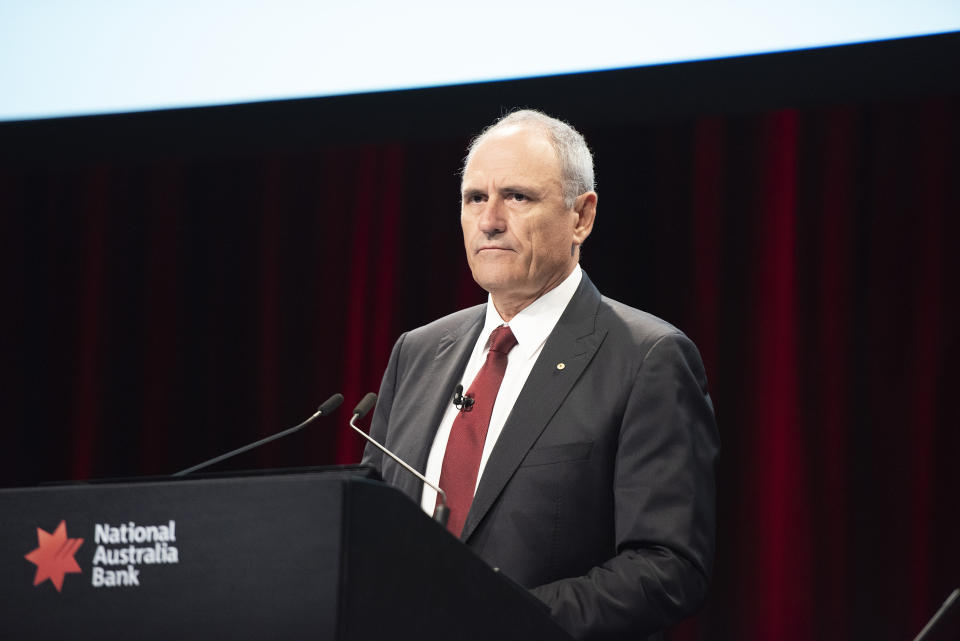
[1,43,958,641]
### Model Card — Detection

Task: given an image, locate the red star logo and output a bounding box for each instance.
[24,520,84,592]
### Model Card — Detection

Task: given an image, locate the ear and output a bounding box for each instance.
[572,191,597,245]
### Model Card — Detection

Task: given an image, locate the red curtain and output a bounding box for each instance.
[1,94,958,640]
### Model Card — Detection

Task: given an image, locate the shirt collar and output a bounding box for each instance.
[481,264,583,361]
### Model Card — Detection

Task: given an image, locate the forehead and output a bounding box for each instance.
[462,125,562,188]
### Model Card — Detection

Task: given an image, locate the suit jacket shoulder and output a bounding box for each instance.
[599,294,687,349]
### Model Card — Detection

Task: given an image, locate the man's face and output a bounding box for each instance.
[460,125,594,313]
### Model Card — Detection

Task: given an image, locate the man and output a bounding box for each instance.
[363,109,719,640]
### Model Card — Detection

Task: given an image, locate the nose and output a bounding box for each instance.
[477,197,506,237]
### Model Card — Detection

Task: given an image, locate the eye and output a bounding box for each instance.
[508,192,527,202]
[464,192,486,204]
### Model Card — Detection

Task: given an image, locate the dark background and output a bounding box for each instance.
[2,32,959,640]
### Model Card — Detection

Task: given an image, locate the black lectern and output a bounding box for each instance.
[0,469,571,640]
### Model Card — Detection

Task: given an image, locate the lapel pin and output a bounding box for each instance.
[556,362,566,370]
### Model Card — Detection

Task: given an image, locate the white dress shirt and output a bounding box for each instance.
[420,265,583,514]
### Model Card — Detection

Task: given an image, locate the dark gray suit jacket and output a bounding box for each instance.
[363,273,719,640]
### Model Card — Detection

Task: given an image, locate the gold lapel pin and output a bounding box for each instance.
[556,362,566,370]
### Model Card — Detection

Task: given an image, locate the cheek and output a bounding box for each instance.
[531,225,570,261]
[461,219,478,251]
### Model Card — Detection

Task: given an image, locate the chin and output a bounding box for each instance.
[470,259,530,293]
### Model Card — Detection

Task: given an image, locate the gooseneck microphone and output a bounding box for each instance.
[346,392,450,528]
[452,383,474,410]
[913,588,960,641]
[172,393,345,477]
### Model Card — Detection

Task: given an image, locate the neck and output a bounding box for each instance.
[489,263,577,322]
[490,297,529,323]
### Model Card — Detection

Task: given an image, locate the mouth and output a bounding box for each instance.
[476,246,513,254]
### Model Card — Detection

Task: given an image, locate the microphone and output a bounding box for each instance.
[452,383,474,411]
[172,393,344,477]
[346,392,450,528]
[913,587,959,641]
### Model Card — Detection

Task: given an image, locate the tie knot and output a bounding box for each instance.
[488,325,518,355]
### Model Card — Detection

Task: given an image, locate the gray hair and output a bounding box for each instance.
[462,109,595,208]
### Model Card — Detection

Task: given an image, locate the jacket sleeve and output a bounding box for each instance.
[529,332,720,640]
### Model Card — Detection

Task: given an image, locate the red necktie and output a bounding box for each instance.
[438,324,518,537]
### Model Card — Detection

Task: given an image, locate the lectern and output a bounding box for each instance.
[0,468,572,640]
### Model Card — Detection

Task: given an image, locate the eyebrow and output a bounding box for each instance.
[461,184,543,199]
[500,185,546,202]
[500,184,538,194]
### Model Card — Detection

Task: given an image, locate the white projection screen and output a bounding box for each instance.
[1,0,959,122]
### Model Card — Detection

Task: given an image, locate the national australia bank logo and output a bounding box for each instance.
[23,518,180,591]
[24,520,84,592]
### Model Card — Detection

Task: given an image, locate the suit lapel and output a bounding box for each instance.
[461,274,607,541]
[392,309,485,501]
